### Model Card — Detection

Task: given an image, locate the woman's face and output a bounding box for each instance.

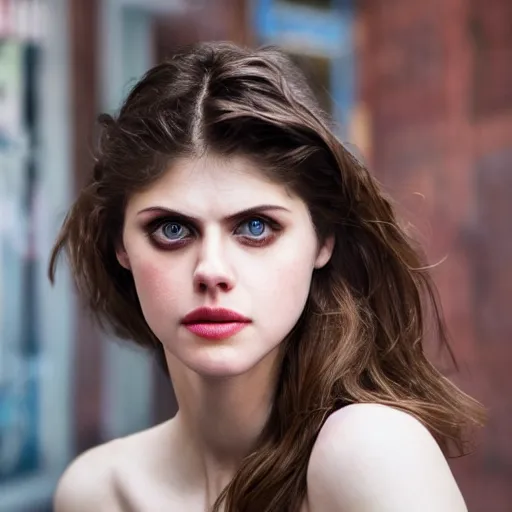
[118,154,333,378]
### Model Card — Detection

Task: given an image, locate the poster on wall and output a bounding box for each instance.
[0,38,41,482]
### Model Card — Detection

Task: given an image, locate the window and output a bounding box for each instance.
[252,0,355,134]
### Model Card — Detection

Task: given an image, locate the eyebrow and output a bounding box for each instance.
[136,205,291,223]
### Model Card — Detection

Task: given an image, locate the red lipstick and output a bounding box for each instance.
[181,307,251,340]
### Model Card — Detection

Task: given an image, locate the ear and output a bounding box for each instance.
[314,234,335,269]
[116,242,131,270]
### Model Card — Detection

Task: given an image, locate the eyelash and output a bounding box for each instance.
[144,216,281,250]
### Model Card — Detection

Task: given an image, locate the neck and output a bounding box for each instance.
[166,348,282,500]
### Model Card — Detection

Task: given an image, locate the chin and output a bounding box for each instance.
[192,353,262,379]
[182,343,279,379]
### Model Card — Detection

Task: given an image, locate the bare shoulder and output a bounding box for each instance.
[54,421,172,512]
[54,439,122,512]
[306,403,468,512]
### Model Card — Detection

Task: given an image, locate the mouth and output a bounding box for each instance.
[181,307,251,341]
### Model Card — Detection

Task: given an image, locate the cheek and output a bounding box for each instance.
[267,260,312,299]
[247,244,315,336]
[129,257,184,324]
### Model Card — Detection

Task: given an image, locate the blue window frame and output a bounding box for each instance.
[252,0,355,137]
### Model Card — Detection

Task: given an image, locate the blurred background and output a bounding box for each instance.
[0,0,510,510]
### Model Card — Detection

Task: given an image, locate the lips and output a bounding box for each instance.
[181,307,251,340]
[182,307,250,324]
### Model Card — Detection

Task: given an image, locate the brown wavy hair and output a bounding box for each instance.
[49,41,485,512]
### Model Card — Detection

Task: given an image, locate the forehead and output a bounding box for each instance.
[126,154,305,216]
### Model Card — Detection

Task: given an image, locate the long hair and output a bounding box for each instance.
[49,41,485,512]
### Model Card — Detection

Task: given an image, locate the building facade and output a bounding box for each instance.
[1,0,510,510]
[359,1,512,509]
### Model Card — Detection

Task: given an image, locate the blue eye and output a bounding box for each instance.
[162,222,189,240]
[247,219,265,236]
[237,218,267,238]
[146,218,193,249]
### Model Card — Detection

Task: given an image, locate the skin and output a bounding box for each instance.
[54,154,467,511]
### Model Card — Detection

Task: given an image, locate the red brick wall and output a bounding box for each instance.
[358,0,512,510]
[470,0,512,117]
[70,0,104,453]
[154,0,253,59]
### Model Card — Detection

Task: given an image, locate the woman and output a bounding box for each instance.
[50,41,484,511]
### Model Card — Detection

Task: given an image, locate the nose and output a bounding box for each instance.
[193,231,235,295]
